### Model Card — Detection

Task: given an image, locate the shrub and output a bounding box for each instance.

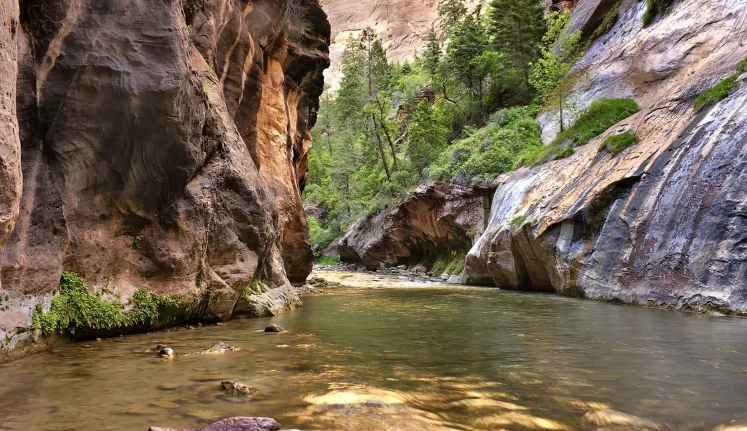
[317,255,341,266]
[642,0,676,27]
[32,271,180,336]
[308,216,337,253]
[521,98,639,166]
[425,106,543,181]
[552,98,639,147]
[694,78,738,112]
[603,132,639,156]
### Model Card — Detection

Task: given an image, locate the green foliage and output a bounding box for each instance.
[308,216,337,253]
[692,57,747,112]
[603,132,639,156]
[590,1,621,40]
[521,98,639,166]
[423,27,442,76]
[488,0,545,97]
[133,235,143,249]
[317,255,342,266]
[32,272,180,336]
[510,215,527,229]
[552,98,639,147]
[426,106,542,180]
[438,0,468,33]
[430,254,466,276]
[642,0,675,27]
[693,78,738,112]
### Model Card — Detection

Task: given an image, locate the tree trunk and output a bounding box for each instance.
[371,114,392,181]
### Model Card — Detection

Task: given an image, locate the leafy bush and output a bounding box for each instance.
[317,255,341,266]
[426,106,542,181]
[603,132,639,156]
[521,98,639,166]
[430,255,466,276]
[32,271,180,336]
[308,216,337,253]
[642,0,675,27]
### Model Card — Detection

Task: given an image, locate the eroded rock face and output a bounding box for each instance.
[0,0,329,357]
[319,0,481,89]
[339,182,486,270]
[466,0,747,313]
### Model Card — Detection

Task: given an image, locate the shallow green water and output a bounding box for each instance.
[0,271,746,430]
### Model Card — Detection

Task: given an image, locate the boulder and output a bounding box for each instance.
[264,324,284,333]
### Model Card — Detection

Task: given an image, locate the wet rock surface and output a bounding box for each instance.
[148,417,281,431]
[466,0,747,313]
[0,0,330,357]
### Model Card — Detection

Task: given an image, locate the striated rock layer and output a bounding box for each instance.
[319,0,482,89]
[339,182,487,270]
[0,0,329,358]
[466,0,747,313]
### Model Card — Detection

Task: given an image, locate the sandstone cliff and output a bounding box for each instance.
[319,0,482,89]
[0,0,329,357]
[466,0,747,313]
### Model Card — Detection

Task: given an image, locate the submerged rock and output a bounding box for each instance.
[190,342,240,356]
[265,325,284,333]
[221,381,257,397]
[148,417,281,431]
[583,410,661,430]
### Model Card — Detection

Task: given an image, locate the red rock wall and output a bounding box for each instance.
[0,0,329,357]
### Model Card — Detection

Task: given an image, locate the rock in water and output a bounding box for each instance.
[192,342,240,355]
[157,346,176,359]
[148,417,281,431]
[265,324,284,333]
[221,381,257,397]
[583,409,661,430]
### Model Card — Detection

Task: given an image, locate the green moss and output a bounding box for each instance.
[132,235,143,249]
[736,58,747,76]
[603,132,639,156]
[32,271,180,336]
[642,0,675,27]
[554,145,575,160]
[317,255,341,266]
[510,215,527,230]
[694,78,739,112]
[590,1,621,40]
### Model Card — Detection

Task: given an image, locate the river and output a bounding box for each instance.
[0,271,745,430]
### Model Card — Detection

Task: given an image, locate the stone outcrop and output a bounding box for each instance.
[339,182,486,269]
[0,0,329,358]
[466,0,747,313]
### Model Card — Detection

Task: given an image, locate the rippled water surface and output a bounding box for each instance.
[1,271,747,430]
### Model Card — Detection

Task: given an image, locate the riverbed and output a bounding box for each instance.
[0,271,745,430]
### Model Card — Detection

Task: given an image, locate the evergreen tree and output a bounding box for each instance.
[488,0,545,97]
[438,0,467,34]
[423,27,442,76]
[446,14,489,100]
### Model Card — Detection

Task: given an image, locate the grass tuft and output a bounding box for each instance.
[317,255,341,266]
[603,132,639,156]
[694,78,738,112]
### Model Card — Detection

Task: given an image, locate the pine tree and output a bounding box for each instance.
[423,27,442,76]
[438,0,467,34]
[446,14,489,100]
[488,0,546,93]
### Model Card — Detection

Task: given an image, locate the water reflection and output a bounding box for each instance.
[0,271,746,430]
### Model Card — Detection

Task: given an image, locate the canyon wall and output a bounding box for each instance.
[319,0,482,89]
[466,0,747,313]
[0,0,329,357]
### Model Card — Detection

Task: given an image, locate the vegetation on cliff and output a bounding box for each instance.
[304,0,640,255]
[32,272,180,337]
